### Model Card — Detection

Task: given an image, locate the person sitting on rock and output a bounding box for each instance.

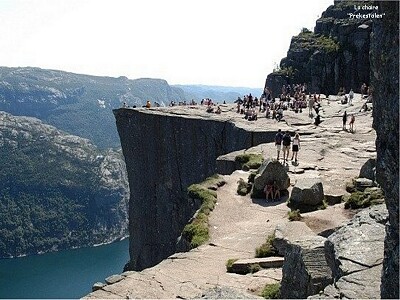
[273,181,280,200]
[215,106,222,114]
[264,183,274,201]
[145,100,151,108]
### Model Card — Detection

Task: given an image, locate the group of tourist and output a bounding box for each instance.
[169,99,198,106]
[275,129,301,164]
[264,180,280,201]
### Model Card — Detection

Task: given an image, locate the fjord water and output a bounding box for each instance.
[0,238,129,299]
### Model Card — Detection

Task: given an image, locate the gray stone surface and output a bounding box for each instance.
[354,177,375,190]
[229,257,284,274]
[92,282,106,292]
[280,236,332,299]
[216,152,242,175]
[290,178,324,207]
[325,204,388,280]
[370,2,399,298]
[359,158,376,181]
[312,204,388,299]
[105,274,125,285]
[199,286,263,299]
[273,221,317,256]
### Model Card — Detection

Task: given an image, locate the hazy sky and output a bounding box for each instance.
[0,0,333,88]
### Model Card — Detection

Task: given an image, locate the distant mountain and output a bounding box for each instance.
[173,84,263,103]
[0,67,186,148]
[0,111,129,258]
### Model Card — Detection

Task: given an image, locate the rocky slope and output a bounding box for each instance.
[0,67,186,148]
[370,1,399,298]
[86,93,381,298]
[0,111,129,257]
[265,0,373,97]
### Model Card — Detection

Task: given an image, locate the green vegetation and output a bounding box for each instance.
[235,153,264,171]
[316,35,340,52]
[237,178,251,196]
[344,188,384,209]
[0,119,127,257]
[318,198,328,210]
[261,283,281,299]
[288,209,302,221]
[345,180,357,193]
[248,263,261,273]
[255,234,278,258]
[248,171,257,183]
[182,177,220,248]
[272,66,295,78]
[225,258,239,272]
[292,31,340,53]
[226,259,261,274]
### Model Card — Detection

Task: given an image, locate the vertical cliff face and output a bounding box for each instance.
[370,1,399,298]
[265,1,373,97]
[114,108,274,270]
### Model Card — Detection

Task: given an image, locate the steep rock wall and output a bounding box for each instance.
[114,108,275,270]
[265,1,373,97]
[370,1,399,298]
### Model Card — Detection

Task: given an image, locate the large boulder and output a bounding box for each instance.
[289,178,324,211]
[280,236,332,299]
[251,159,290,198]
[359,158,376,181]
[354,177,375,191]
[313,204,388,299]
[370,2,399,298]
[272,221,317,256]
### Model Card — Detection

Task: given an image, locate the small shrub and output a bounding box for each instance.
[288,209,302,221]
[226,258,238,272]
[344,188,384,209]
[345,180,357,193]
[248,263,261,273]
[255,234,278,258]
[235,153,264,170]
[237,178,251,196]
[248,171,257,183]
[318,198,328,210]
[261,283,280,299]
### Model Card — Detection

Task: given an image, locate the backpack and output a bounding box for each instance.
[283,134,291,146]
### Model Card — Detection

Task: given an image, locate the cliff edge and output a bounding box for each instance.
[114,106,281,270]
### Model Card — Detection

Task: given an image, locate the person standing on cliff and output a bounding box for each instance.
[349,114,355,132]
[282,131,291,164]
[275,129,283,160]
[349,88,354,105]
[308,96,315,117]
[291,133,301,162]
[342,111,347,130]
